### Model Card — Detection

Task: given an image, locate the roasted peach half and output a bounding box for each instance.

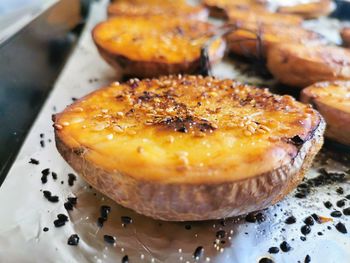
[92,16,225,78]
[54,75,325,221]
[301,80,350,146]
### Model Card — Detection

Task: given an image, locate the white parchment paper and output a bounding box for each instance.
[0,1,349,263]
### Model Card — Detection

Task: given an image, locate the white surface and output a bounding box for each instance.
[0,1,349,263]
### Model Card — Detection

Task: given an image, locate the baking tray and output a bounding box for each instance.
[0,1,349,262]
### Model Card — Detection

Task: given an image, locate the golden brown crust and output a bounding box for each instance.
[301,81,350,146]
[341,27,350,47]
[267,43,350,88]
[277,0,333,19]
[107,1,209,20]
[92,16,225,78]
[226,24,324,58]
[227,8,302,27]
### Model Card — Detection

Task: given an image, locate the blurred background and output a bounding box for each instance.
[0,0,57,43]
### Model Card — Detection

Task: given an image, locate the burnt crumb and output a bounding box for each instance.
[280,241,291,252]
[301,225,311,235]
[335,222,347,234]
[121,216,132,225]
[158,116,216,134]
[43,227,49,232]
[67,234,79,246]
[304,255,311,263]
[268,247,279,254]
[259,258,274,263]
[245,212,266,223]
[330,211,342,217]
[41,175,48,184]
[51,172,57,180]
[121,255,129,263]
[100,205,111,220]
[43,191,59,203]
[300,236,306,241]
[104,235,116,244]
[216,230,226,239]
[185,224,192,230]
[343,207,350,215]
[336,199,346,208]
[64,201,74,211]
[97,217,106,227]
[193,246,204,259]
[41,168,50,184]
[54,219,66,227]
[57,214,68,222]
[289,135,304,146]
[68,197,77,205]
[285,216,297,225]
[29,158,39,165]
[304,216,314,226]
[324,201,333,209]
[40,140,45,148]
[295,192,307,199]
[295,169,347,199]
[68,173,77,186]
[336,187,344,195]
[42,168,50,176]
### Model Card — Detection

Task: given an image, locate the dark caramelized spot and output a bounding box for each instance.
[157,116,216,134]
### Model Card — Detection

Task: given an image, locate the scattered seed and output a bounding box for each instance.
[280,241,291,252]
[343,207,350,216]
[268,247,279,254]
[101,205,111,220]
[68,173,77,186]
[43,227,49,232]
[337,199,346,208]
[259,258,274,263]
[67,234,79,246]
[104,235,116,244]
[304,216,314,226]
[304,254,311,263]
[301,225,311,235]
[121,255,129,263]
[285,216,296,224]
[193,246,204,259]
[324,201,332,209]
[335,222,347,234]
[29,158,39,165]
[330,211,342,218]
